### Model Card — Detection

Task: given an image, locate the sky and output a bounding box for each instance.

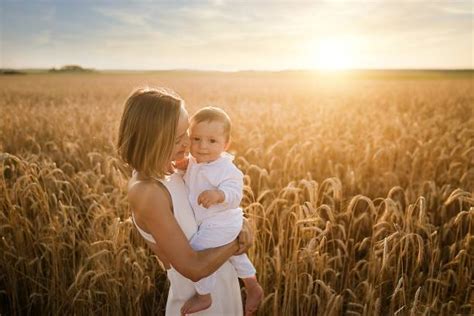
[1,0,473,71]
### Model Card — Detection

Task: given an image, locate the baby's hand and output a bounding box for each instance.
[198,190,225,208]
[174,157,189,171]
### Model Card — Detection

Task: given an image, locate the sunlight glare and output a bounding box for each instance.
[308,37,355,70]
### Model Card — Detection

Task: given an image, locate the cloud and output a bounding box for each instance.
[93,6,151,28]
[434,2,473,15]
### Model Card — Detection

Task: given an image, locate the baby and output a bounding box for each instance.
[179,107,263,315]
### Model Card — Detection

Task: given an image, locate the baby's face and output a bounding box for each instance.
[190,120,228,163]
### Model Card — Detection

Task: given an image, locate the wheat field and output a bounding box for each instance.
[0,72,473,315]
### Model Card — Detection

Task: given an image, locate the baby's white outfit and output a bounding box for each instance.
[184,152,256,294]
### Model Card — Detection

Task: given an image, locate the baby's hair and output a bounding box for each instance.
[190,106,231,142]
[117,87,183,179]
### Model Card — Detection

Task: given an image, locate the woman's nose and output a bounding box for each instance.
[182,134,190,147]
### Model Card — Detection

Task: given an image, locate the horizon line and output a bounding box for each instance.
[2,67,474,73]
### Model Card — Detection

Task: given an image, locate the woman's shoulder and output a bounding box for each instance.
[128,174,171,215]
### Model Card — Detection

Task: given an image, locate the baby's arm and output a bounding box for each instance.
[197,165,243,209]
[216,171,243,209]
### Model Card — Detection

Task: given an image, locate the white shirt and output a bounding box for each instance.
[184,152,244,225]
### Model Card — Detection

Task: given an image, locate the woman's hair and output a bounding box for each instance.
[117,87,183,179]
[190,106,231,142]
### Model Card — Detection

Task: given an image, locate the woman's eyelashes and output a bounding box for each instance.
[175,132,189,145]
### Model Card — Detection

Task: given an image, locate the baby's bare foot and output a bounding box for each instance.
[243,277,264,316]
[180,293,212,315]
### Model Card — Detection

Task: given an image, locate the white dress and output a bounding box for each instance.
[131,172,243,316]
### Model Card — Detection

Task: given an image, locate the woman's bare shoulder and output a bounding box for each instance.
[128,175,170,215]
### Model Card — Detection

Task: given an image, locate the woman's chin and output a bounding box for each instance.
[174,152,187,161]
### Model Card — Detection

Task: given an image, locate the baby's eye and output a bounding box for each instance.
[210,139,216,143]
[193,137,200,141]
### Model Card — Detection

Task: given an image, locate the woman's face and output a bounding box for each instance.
[172,107,190,161]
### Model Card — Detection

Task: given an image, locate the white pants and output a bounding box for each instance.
[189,214,257,295]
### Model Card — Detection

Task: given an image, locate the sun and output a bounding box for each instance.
[307,38,355,70]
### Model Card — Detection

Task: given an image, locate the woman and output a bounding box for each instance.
[117,87,253,315]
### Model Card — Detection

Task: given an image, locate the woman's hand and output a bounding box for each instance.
[235,217,254,255]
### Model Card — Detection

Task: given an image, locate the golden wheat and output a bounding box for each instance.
[0,73,473,315]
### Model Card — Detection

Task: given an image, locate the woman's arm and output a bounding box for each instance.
[129,182,240,282]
